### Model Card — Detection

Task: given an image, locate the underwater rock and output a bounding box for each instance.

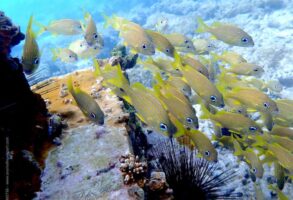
[146,171,174,200]
[111,45,127,57]
[110,45,138,70]
[109,55,123,66]
[0,12,49,199]
[34,70,135,199]
[0,11,25,55]
[128,184,145,200]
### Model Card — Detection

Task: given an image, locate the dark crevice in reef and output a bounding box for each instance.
[0,12,61,200]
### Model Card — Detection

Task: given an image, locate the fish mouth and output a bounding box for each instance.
[248,41,255,47]
[98,119,104,125]
[272,108,279,115]
[219,103,225,108]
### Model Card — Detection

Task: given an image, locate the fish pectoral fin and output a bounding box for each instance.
[130,48,138,54]
[209,35,217,40]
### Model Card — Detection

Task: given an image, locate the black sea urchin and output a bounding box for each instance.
[150,139,242,200]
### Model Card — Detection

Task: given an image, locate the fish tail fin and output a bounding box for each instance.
[34,19,47,36]
[252,135,267,148]
[153,83,164,101]
[83,11,91,22]
[232,139,243,156]
[80,20,86,32]
[218,64,227,74]
[268,184,289,200]
[136,57,143,65]
[101,12,113,29]
[93,59,102,77]
[26,15,38,38]
[27,15,34,33]
[210,52,220,62]
[154,73,165,86]
[51,48,58,61]
[106,64,131,102]
[216,73,233,94]
[172,51,182,69]
[200,103,212,119]
[67,75,75,95]
[145,57,155,65]
[196,17,209,33]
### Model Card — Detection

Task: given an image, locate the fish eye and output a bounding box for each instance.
[79,25,82,29]
[253,69,258,72]
[241,37,249,43]
[90,112,96,119]
[186,45,190,49]
[80,44,83,47]
[263,102,270,108]
[249,126,257,132]
[69,55,72,58]
[252,168,257,174]
[142,44,147,49]
[175,68,179,71]
[204,151,210,157]
[184,40,189,44]
[34,58,39,65]
[93,33,98,39]
[186,117,193,124]
[166,49,170,53]
[159,123,168,131]
[210,95,217,102]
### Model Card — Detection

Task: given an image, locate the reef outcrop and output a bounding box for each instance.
[0,11,50,199]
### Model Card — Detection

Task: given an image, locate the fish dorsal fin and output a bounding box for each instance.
[135,112,146,123]
[211,21,223,27]
[93,59,102,77]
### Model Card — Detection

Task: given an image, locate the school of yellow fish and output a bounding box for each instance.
[23,13,292,199]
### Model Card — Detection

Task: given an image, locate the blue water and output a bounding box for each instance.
[1,0,157,80]
[1,0,154,29]
[1,0,291,83]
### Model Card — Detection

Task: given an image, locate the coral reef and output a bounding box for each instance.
[0,11,52,199]
[34,68,137,199]
[119,153,148,186]
[110,45,138,70]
